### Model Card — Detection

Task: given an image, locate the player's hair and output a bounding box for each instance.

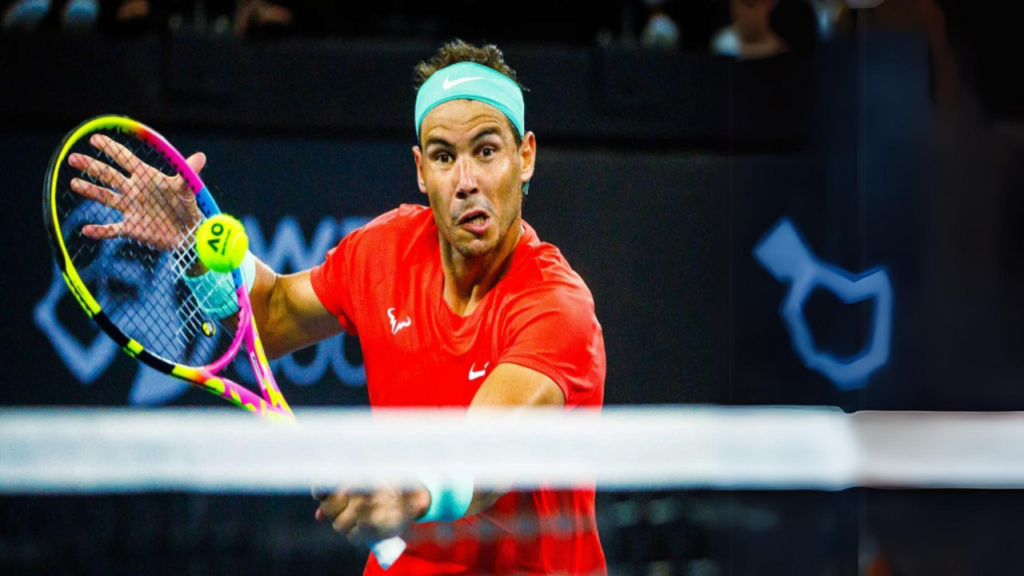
[414,39,524,147]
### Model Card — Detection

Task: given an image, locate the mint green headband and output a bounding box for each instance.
[415,62,525,139]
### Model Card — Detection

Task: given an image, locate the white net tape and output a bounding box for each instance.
[3,407,1024,493]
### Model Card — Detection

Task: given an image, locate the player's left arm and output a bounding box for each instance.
[459,363,565,516]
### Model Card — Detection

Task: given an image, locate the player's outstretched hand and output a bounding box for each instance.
[314,485,430,545]
[68,133,206,251]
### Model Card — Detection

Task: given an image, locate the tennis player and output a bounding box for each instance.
[264,41,608,574]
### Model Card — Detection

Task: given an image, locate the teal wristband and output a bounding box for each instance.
[240,250,256,292]
[182,251,257,319]
[416,474,474,523]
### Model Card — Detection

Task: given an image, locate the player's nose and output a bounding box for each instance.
[454,157,479,199]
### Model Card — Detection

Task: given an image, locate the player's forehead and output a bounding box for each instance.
[420,100,514,146]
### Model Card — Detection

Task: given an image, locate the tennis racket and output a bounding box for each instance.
[43,114,406,569]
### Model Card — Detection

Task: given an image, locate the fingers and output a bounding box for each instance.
[81,222,124,240]
[71,178,124,211]
[169,153,205,209]
[90,134,149,177]
[185,152,207,175]
[332,498,365,544]
[317,491,351,521]
[316,489,370,543]
[69,153,129,193]
[315,487,410,547]
[347,497,401,545]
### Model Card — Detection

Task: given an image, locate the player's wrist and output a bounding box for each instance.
[414,474,474,523]
[408,484,432,522]
[181,250,257,319]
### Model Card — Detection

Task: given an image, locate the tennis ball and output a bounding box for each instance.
[196,214,249,273]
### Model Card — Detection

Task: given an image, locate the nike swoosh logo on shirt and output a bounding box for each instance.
[469,363,489,381]
[443,76,483,90]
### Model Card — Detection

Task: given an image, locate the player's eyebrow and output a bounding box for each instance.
[471,127,503,143]
[424,136,454,150]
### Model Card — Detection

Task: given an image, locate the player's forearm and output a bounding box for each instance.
[248,259,285,357]
[465,490,505,517]
[250,260,341,359]
[454,365,566,517]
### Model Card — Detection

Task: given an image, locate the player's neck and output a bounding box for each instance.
[440,220,523,317]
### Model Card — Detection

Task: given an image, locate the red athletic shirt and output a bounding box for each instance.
[310,204,607,575]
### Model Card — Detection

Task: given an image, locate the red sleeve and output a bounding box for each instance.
[310,235,358,335]
[498,285,606,408]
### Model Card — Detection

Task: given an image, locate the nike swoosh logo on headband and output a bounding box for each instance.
[443,76,483,90]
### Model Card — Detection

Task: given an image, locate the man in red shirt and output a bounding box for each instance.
[247,40,607,574]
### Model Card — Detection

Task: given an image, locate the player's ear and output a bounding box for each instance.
[519,132,536,185]
[412,146,426,194]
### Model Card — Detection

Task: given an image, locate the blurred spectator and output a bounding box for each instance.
[710,0,789,59]
[233,0,291,36]
[114,0,144,19]
[3,0,50,30]
[640,0,681,51]
[162,0,294,37]
[1,0,296,36]
[807,0,850,39]
[3,0,98,30]
[710,0,816,59]
[108,0,149,32]
[63,0,96,28]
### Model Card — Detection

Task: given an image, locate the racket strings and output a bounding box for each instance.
[169,226,237,349]
[54,129,235,367]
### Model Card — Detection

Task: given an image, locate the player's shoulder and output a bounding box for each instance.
[355,204,433,238]
[342,204,435,259]
[506,222,595,308]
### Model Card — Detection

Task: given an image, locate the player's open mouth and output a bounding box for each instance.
[458,209,490,233]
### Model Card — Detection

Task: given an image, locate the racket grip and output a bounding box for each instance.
[370,536,406,570]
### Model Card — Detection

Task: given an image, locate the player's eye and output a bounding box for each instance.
[479,147,495,158]
[435,152,452,163]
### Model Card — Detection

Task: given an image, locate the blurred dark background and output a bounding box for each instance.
[2,0,1023,574]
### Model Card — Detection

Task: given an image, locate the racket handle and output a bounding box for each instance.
[370,536,406,570]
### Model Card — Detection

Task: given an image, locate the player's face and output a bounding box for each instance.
[414,99,535,259]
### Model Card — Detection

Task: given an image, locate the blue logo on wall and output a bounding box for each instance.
[753,218,893,390]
